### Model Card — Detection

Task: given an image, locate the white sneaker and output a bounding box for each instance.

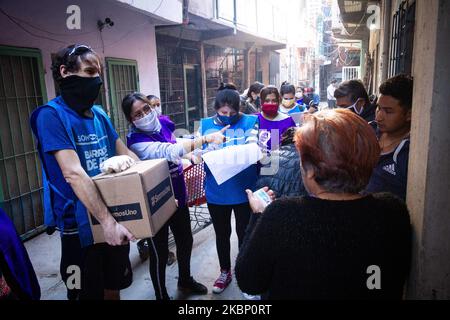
[242,292,261,300]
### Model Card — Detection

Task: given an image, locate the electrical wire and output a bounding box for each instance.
[0,8,67,44]
[92,20,151,50]
[1,7,151,51]
[1,8,98,36]
[152,0,165,14]
[338,47,359,66]
[339,10,368,37]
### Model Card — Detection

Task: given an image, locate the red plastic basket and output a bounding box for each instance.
[183,162,207,207]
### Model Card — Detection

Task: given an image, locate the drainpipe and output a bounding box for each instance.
[233,0,237,35]
[183,0,190,25]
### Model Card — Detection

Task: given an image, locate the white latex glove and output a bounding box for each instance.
[100,155,135,174]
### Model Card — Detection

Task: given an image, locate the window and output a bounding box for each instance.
[106,58,139,142]
[204,45,244,116]
[156,34,202,130]
[388,0,416,77]
[0,46,47,238]
[157,44,187,129]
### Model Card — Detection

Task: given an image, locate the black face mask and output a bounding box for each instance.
[60,75,102,115]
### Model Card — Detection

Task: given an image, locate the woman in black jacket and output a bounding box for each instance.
[236,109,411,299]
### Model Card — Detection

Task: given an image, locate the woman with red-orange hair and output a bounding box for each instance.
[235,109,411,299]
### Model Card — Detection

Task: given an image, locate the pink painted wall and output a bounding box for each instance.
[0,0,163,109]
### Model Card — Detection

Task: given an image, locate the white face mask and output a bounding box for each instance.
[348,99,364,115]
[133,110,161,132]
[155,106,162,116]
[295,92,302,99]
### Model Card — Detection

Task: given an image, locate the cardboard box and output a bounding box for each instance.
[89,159,177,243]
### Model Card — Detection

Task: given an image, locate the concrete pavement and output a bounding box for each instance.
[24,217,246,300]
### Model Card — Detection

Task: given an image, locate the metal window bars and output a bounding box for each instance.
[0,47,47,239]
[106,58,140,143]
[388,0,416,78]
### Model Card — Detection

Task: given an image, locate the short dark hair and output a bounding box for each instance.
[280,81,296,96]
[331,79,337,84]
[214,83,240,112]
[122,92,151,122]
[51,44,101,84]
[379,74,413,110]
[260,86,281,104]
[295,109,380,193]
[334,80,369,104]
[247,82,264,98]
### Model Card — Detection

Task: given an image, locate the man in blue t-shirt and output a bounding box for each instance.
[365,74,413,201]
[30,44,139,300]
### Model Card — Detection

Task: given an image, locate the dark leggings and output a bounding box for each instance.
[207,202,252,271]
[147,206,193,300]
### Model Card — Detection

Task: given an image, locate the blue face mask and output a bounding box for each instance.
[217,113,240,126]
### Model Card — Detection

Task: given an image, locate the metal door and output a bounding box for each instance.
[0,46,47,239]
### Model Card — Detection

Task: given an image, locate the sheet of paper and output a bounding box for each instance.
[289,112,305,125]
[202,143,263,185]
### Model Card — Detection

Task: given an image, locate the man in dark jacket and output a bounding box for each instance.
[334,79,376,122]
[255,127,307,198]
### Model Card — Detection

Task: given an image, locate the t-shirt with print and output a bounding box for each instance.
[365,138,409,201]
[36,105,118,231]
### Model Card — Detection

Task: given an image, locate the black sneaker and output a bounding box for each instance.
[137,239,149,262]
[177,277,208,295]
